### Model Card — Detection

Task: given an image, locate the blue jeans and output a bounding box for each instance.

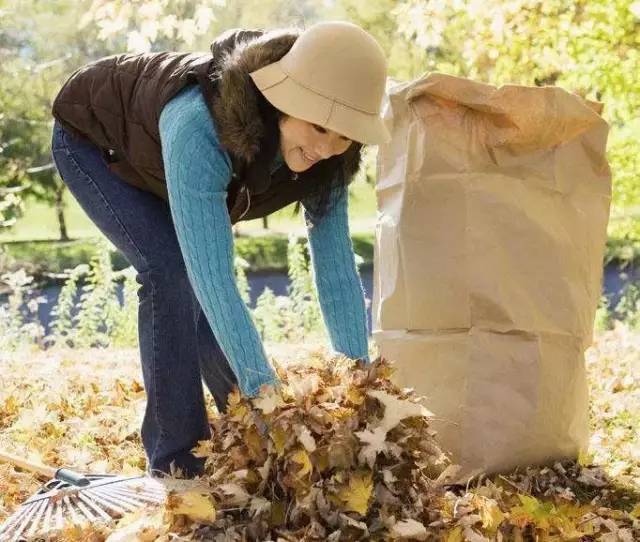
[51,120,239,476]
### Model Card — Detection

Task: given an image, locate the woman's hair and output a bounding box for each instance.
[254,83,363,219]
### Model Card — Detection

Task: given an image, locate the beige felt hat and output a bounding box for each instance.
[249,21,391,145]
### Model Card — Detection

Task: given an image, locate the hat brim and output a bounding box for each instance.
[249,61,391,146]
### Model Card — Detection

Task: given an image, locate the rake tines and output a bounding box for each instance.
[0,453,167,542]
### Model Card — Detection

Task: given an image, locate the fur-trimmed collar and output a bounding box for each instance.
[207,27,364,194]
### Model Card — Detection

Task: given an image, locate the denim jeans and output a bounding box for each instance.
[51,120,239,476]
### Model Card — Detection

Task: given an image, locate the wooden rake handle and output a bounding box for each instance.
[0,450,90,487]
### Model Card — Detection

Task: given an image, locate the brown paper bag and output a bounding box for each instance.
[373,73,611,476]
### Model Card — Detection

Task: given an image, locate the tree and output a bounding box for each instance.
[0,0,118,239]
[339,0,640,242]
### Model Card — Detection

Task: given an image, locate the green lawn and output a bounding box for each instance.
[0,178,377,242]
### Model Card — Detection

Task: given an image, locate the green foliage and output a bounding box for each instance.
[595,282,640,333]
[252,287,288,342]
[234,255,251,305]
[1,234,376,279]
[0,269,45,352]
[73,238,119,348]
[607,120,640,242]
[593,294,613,332]
[234,235,289,271]
[344,0,640,243]
[251,235,326,343]
[48,263,89,347]
[47,240,140,348]
[1,238,132,277]
[0,0,118,238]
[614,282,640,330]
[286,233,323,336]
[110,266,139,347]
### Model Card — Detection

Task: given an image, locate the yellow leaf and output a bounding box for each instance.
[271,425,288,456]
[510,494,556,530]
[227,388,242,407]
[191,439,213,459]
[476,496,505,531]
[245,425,265,459]
[232,405,250,423]
[445,526,464,542]
[167,491,216,523]
[631,503,640,519]
[338,471,373,515]
[290,448,312,478]
[346,386,365,405]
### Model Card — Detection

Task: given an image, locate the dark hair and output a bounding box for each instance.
[255,87,363,220]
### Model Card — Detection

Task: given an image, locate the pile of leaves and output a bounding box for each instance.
[1,337,639,541]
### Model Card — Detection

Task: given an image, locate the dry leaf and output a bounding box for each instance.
[366,389,433,432]
[251,384,285,414]
[390,518,428,540]
[166,490,216,523]
[337,471,373,515]
[290,448,312,478]
[355,426,389,468]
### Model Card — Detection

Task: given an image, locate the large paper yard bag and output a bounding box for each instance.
[373,73,611,475]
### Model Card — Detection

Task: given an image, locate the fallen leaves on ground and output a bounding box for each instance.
[0,331,638,541]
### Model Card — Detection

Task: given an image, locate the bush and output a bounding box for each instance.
[1,233,376,283]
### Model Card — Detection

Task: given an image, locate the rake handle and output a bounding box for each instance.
[0,451,90,487]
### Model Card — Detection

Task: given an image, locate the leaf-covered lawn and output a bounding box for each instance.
[0,329,638,541]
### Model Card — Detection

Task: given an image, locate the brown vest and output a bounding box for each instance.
[51,28,363,224]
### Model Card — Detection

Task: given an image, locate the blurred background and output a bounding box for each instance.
[0,0,639,347]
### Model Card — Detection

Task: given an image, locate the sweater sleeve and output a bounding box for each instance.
[159,86,279,398]
[301,181,370,363]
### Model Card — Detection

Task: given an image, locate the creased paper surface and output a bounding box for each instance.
[373,72,611,475]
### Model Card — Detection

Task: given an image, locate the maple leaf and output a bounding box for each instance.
[338,471,373,515]
[355,426,389,468]
[366,390,433,432]
[166,490,216,523]
[475,495,505,532]
[191,439,214,459]
[288,372,321,401]
[509,494,556,529]
[251,384,286,414]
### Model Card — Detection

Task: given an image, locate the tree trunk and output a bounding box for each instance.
[262,216,269,230]
[55,185,69,241]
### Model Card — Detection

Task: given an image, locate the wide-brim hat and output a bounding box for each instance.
[249,21,391,146]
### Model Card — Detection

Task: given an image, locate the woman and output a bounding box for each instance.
[50,21,390,477]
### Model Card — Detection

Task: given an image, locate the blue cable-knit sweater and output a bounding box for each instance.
[159,84,369,397]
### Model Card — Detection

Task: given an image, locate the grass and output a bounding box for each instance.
[0,177,377,242]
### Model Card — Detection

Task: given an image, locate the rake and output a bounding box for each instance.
[0,450,167,541]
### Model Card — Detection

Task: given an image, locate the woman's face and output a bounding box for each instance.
[278,115,353,172]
